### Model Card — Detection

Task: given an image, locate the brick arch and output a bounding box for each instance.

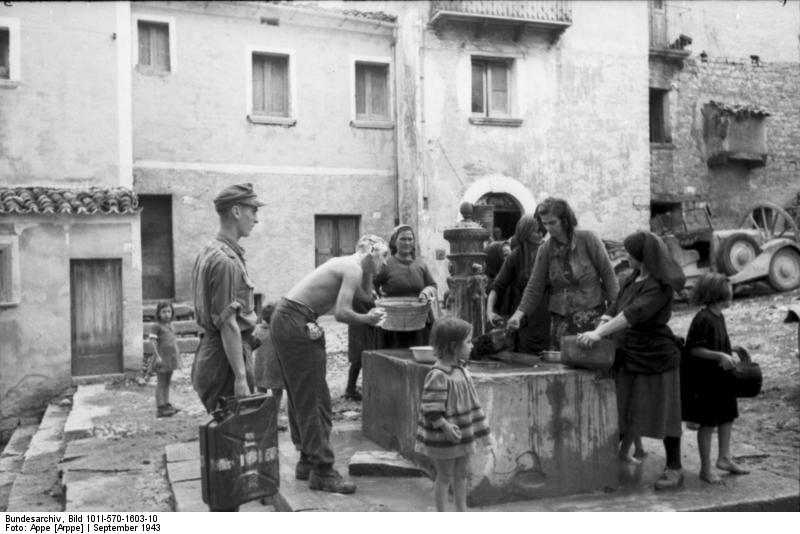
[460,176,538,215]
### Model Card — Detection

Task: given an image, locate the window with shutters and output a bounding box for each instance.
[650,88,671,144]
[470,57,521,127]
[0,17,20,87]
[355,62,389,120]
[314,216,360,267]
[248,50,295,126]
[137,20,171,73]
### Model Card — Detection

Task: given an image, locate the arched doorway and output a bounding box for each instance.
[475,192,523,240]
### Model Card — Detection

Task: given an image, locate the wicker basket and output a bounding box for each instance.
[376,297,430,332]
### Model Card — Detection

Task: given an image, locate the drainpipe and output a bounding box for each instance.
[392,24,401,227]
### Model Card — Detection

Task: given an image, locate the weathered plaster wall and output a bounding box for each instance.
[131,1,398,300]
[0,216,142,418]
[134,169,396,301]
[0,2,120,186]
[666,1,800,64]
[397,1,651,287]
[651,58,800,227]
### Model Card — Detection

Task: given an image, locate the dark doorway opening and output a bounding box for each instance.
[140,195,175,300]
[475,193,523,240]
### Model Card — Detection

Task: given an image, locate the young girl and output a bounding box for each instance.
[682,273,750,483]
[148,301,180,418]
[414,317,490,512]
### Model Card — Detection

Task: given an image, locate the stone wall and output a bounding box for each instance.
[651,58,800,227]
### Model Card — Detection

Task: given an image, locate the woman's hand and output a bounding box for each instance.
[577,330,602,348]
[506,310,525,331]
[442,422,462,443]
[418,286,437,303]
[366,307,386,326]
[598,315,613,325]
[718,353,737,371]
[487,310,503,327]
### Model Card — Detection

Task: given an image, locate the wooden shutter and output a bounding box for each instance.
[266,55,288,117]
[138,22,151,67]
[337,217,359,256]
[355,64,367,117]
[489,62,509,115]
[369,64,388,118]
[152,23,170,71]
[471,61,485,114]
[253,55,265,112]
[1,29,9,79]
[315,217,335,267]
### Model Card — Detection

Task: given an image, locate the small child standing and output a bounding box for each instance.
[414,317,490,512]
[149,301,180,418]
[682,273,750,483]
[253,304,286,429]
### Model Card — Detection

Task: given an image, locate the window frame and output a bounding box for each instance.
[0,234,21,307]
[468,53,522,127]
[0,17,21,88]
[350,56,394,129]
[246,45,297,127]
[132,13,176,75]
[649,87,671,144]
[314,215,362,267]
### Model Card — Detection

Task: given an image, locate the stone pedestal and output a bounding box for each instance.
[362,350,619,506]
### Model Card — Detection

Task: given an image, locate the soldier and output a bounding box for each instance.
[272,235,388,494]
[191,183,264,413]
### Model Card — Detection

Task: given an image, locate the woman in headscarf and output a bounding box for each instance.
[506,198,619,349]
[374,224,438,348]
[486,213,551,353]
[577,231,686,491]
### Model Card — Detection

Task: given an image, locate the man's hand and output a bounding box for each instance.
[233,376,251,398]
[365,307,386,326]
[506,310,525,331]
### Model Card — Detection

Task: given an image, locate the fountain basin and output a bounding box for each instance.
[362,349,619,506]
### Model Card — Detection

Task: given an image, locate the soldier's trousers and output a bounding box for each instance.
[271,298,335,469]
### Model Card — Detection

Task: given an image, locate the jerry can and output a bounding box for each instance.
[199,393,279,511]
[560,335,616,370]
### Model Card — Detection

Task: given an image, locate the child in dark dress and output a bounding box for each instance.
[149,302,180,418]
[682,273,750,484]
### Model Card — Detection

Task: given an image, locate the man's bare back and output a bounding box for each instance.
[286,256,359,316]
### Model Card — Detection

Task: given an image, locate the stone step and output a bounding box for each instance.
[0,424,39,511]
[143,337,200,355]
[141,319,203,337]
[6,403,71,512]
[143,302,194,321]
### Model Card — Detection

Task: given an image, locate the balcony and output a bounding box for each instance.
[430,1,572,40]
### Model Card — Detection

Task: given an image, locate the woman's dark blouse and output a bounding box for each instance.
[374,256,436,297]
[609,273,680,374]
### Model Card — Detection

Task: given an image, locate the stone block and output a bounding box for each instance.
[167,459,201,483]
[348,450,427,477]
[362,349,618,506]
[165,441,200,463]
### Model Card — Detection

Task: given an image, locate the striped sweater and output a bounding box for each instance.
[414,363,490,459]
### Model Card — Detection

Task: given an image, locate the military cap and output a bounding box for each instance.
[213,183,265,210]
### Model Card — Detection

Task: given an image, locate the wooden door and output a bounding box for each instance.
[71,259,124,376]
[140,195,175,299]
[315,217,336,267]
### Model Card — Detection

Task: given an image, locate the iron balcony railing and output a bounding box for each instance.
[430,1,573,27]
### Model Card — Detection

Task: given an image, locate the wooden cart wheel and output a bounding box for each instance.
[739,203,799,241]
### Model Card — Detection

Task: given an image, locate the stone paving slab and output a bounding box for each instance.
[348,450,428,477]
[0,424,39,511]
[165,441,199,463]
[166,460,200,484]
[63,384,110,441]
[60,437,145,472]
[63,470,142,512]
[171,480,207,512]
[1,424,38,458]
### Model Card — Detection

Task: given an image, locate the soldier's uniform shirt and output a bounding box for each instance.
[191,234,257,412]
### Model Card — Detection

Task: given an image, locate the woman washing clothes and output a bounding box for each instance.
[577,231,686,491]
[374,224,438,348]
[486,213,550,353]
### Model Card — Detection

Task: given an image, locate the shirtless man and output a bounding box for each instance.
[271,234,388,494]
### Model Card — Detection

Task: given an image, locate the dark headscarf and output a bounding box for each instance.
[485,241,506,278]
[389,224,415,257]
[623,231,685,293]
[513,214,544,280]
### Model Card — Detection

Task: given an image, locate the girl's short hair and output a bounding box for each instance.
[260,302,276,324]
[537,197,578,236]
[155,301,175,323]
[430,317,472,358]
[691,273,732,306]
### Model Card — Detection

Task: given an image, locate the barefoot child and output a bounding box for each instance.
[682,273,750,483]
[415,317,491,511]
[149,301,180,418]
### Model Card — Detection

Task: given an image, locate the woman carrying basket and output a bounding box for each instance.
[375,224,438,348]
